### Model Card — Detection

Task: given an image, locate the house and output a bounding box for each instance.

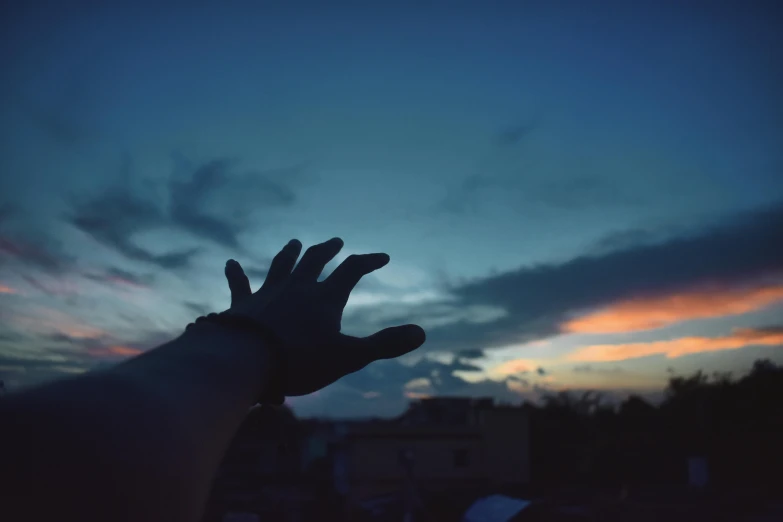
[335,397,531,504]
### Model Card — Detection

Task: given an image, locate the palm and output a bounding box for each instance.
[223,237,426,396]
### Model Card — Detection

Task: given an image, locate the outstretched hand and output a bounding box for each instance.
[223,237,426,396]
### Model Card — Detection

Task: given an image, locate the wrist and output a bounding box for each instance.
[184,320,272,405]
[187,315,284,405]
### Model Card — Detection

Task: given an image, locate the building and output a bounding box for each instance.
[335,397,531,505]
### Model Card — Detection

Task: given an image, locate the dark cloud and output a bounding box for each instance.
[26,98,94,147]
[495,122,537,147]
[0,203,14,223]
[455,200,783,312]
[168,159,244,249]
[298,356,532,418]
[456,349,485,360]
[440,173,500,215]
[441,121,648,215]
[82,267,153,288]
[168,159,298,249]
[572,364,625,374]
[0,209,74,273]
[507,375,529,387]
[20,275,77,297]
[536,367,547,376]
[67,156,300,268]
[67,187,198,270]
[353,202,783,355]
[183,301,210,316]
[589,227,667,255]
[442,170,641,215]
[0,331,23,343]
[0,235,73,273]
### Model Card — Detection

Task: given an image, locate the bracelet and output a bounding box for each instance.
[186,312,286,406]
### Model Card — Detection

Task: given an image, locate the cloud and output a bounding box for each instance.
[291,355,533,418]
[0,320,175,391]
[168,159,245,249]
[183,301,210,316]
[68,186,197,270]
[86,345,143,358]
[456,349,485,360]
[21,274,79,297]
[441,123,643,215]
[0,304,107,345]
[82,267,153,289]
[492,359,535,376]
[0,232,74,273]
[495,122,537,147]
[67,156,300,268]
[0,284,18,294]
[572,364,624,374]
[567,326,783,362]
[168,158,298,249]
[562,284,783,334]
[392,201,783,354]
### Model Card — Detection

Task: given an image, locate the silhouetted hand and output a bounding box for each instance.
[223,237,426,396]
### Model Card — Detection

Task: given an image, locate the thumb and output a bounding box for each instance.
[362,324,427,361]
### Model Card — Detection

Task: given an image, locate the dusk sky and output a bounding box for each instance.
[1,2,781,417]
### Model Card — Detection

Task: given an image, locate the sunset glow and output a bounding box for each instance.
[567,327,783,362]
[491,359,535,377]
[88,345,143,358]
[562,285,783,334]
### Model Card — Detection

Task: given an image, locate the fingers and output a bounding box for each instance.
[225,259,252,307]
[291,237,343,282]
[262,239,303,289]
[323,253,390,303]
[342,324,426,370]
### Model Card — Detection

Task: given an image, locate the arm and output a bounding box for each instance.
[1,322,268,522]
[0,237,426,522]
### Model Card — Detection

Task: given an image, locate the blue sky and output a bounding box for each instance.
[1,2,782,417]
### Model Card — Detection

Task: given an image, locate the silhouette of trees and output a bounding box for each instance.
[528,359,783,493]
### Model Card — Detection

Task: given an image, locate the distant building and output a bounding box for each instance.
[333,397,531,504]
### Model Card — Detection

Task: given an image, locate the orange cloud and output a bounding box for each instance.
[7,305,106,340]
[0,284,17,294]
[567,327,783,362]
[562,285,783,334]
[491,359,535,376]
[88,345,143,358]
[404,391,432,400]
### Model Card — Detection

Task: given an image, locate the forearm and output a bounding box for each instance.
[1,322,270,522]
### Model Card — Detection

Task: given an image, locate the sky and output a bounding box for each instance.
[1,1,782,418]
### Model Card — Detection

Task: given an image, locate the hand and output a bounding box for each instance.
[223,237,426,396]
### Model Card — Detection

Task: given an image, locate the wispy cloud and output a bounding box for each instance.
[0,233,74,273]
[183,301,210,316]
[384,201,783,354]
[87,345,143,358]
[82,267,153,289]
[491,359,535,377]
[68,185,197,270]
[567,326,783,362]
[67,156,302,269]
[169,159,297,249]
[21,274,79,297]
[563,284,783,334]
